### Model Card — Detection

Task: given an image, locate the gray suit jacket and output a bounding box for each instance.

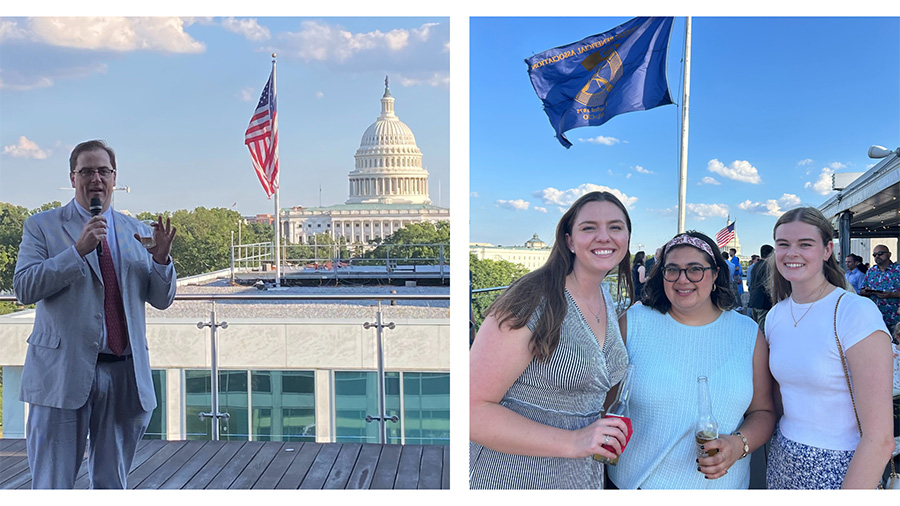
[14,200,176,412]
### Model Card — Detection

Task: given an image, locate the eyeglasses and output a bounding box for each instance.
[873,251,887,257]
[73,168,115,178]
[662,265,715,282]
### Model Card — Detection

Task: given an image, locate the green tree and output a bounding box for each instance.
[364,221,450,264]
[0,201,61,314]
[469,253,529,328]
[138,207,262,277]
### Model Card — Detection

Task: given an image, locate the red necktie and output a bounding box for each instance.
[98,237,128,355]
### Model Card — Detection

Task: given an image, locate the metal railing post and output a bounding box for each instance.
[198,300,229,440]
[363,300,397,444]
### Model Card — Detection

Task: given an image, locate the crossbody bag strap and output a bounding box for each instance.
[832,292,862,436]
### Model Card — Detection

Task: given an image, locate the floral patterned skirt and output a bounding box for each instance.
[766,424,854,489]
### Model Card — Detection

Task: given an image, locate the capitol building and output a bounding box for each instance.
[282,79,450,244]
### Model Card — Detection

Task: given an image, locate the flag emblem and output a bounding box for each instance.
[526,17,675,148]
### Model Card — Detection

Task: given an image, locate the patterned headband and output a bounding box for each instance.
[664,234,715,259]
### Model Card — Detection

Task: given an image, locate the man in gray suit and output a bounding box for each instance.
[14,140,177,489]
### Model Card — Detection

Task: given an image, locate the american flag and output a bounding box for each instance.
[245,70,278,197]
[715,221,736,249]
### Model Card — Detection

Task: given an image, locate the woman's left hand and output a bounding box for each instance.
[697,434,743,480]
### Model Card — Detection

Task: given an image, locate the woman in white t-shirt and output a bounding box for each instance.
[764,207,894,489]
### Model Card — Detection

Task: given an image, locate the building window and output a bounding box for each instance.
[333,371,449,445]
[402,372,450,445]
[143,369,167,440]
[334,371,401,444]
[251,371,316,442]
[184,370,248,441]
[184,369,316,442]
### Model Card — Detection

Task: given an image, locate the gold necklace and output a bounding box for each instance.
[789,282,829,327]
[570,277,603,324]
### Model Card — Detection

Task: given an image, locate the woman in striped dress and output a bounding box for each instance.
[469,191,633,489]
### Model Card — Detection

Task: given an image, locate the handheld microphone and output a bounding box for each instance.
[90,197,103,256]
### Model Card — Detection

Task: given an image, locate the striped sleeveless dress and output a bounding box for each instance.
[469,287,630,489]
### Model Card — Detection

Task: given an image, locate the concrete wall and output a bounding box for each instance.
[1,313,449,442]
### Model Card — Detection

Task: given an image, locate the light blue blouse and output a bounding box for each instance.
[606,304,758,489]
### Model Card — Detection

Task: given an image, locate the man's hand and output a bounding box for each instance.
[135,215,176,265]
[75,215,107,258]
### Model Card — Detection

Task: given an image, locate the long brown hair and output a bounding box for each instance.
[767,207,849,303]
[485,191,633,361]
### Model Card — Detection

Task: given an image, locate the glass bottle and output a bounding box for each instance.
[695,375,719,460]
[593,364,634,465]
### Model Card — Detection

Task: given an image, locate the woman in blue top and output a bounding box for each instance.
[607,231,775,489]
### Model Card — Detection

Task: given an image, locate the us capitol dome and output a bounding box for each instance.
[282,78,450,244]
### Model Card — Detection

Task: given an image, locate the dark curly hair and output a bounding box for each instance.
[641,230,737,314]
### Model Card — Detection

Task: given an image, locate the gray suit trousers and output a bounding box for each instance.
[27,358,151,489]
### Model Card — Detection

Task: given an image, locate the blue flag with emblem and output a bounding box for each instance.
[526,17,675,148]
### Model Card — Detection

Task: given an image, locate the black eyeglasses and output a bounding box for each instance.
[662,265,715,282]
[73,168,115,178]
[873,251,887,257]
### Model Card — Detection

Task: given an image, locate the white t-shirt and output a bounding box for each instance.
[765,287,890,451]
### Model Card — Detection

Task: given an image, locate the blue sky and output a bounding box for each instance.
[470,16,900,257]
[0,16,450,217]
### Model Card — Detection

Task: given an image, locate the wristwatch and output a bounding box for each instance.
[732,431,749,459]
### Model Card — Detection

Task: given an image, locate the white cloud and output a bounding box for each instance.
[738,194,801,217]
[26,17,205,53]
[633,165,653,174]
[3,136,51,159]
[698,176,720,185]
[578,135,621,145]
[805,166,837,195]
[221,17,271,42]
[685,203,730,221]
[533,183,638,210]
[534,206,548,213]
[395,72,450,89]
[798,158,814,166]
[285,20,439,62]
[706,159,762,184]
[314,91,325,99]
[496,199,530,211]
[0,20,28,41]
[239,87,256,102]
[470,191,479,198]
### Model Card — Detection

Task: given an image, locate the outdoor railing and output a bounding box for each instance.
[0,292,449,444]
[231,242,450,283]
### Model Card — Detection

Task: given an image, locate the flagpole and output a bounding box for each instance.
[677,16,692,234]
[272,52,281,288]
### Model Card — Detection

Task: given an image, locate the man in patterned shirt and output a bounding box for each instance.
[860,244,900,328]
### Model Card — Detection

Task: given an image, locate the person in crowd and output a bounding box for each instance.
[763,207,894,489]
[845,254,866,294]
[469,191,633,489]
[729,248,744,299]
[747,245,774,324]
[14,140,177,489]
[860,245,900,329]
[633,251,647,303]
[645,247,661,277]
[606,231,774,489]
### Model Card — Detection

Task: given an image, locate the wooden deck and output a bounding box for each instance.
[0,439,449,489]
